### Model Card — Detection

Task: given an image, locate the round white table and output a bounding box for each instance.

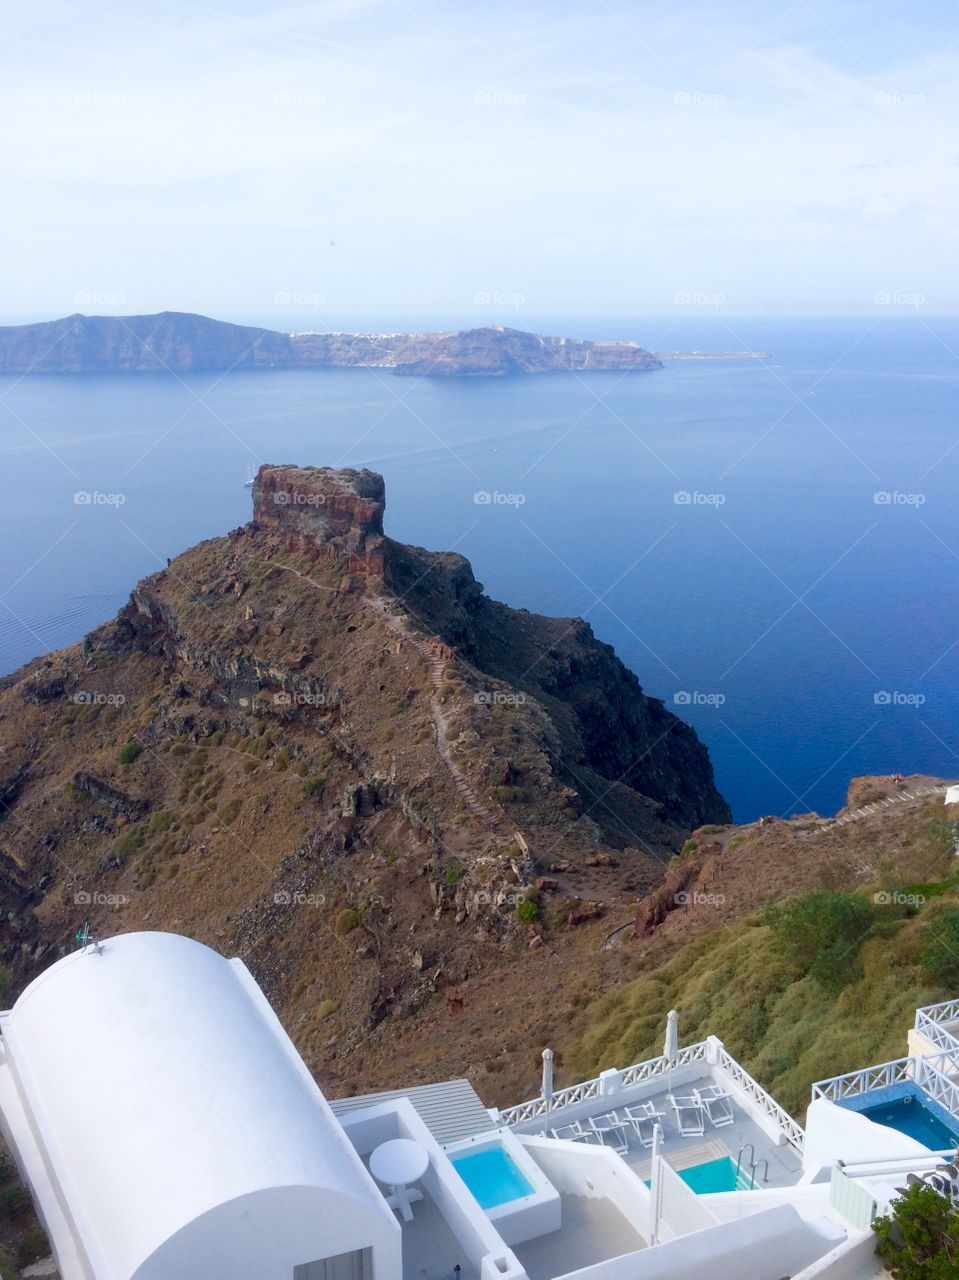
[369,1138,430,1222]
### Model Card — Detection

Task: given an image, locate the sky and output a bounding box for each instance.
[3,0,959,323]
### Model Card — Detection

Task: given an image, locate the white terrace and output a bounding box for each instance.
[8,932,959,1280]
[334,1032,883,1280]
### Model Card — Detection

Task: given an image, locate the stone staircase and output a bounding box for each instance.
[817,784,948,834]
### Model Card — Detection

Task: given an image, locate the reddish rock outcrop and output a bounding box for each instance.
[252,465,386,576]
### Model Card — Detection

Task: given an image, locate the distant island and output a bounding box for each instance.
[0,312,768,377]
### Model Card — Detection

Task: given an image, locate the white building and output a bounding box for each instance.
[1,931,956,1280]
[0,932,401,1280]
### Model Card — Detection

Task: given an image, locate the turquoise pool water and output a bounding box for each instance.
[451,1146,534,1209]
[647,1156,754,1194]
[679,1156,755,1194]
[860,1096,959,1150]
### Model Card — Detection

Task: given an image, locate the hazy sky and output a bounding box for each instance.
[4,0,959,321]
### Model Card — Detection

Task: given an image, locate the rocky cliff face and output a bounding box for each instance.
[0,465,725,1097]
[0,313,663,376]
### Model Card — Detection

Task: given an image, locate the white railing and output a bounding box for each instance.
[498,1039,805,1154]
[812,1053,959,1126]
[713,1046,805,1152]
[812,1057,915,1103]
[622,1041,710,1086]
[916,1002,959,1059]
[497,1042,711,1127]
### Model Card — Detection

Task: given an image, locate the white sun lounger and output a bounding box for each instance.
[622,1102,666,1148]
[694,1086,735,1128]
[589,1112,630,1155]
[551,1121,601,1144]
[669,1094,706,1137]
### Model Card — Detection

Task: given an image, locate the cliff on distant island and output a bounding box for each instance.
[0,312,663,376]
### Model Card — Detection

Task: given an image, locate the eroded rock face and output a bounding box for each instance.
[252,466,386,573]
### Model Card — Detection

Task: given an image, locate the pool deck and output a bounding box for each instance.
[534,1071,804,1191]
[512,1193,646,1280]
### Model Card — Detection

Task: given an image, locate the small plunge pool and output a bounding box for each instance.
[451,1145,534,1209]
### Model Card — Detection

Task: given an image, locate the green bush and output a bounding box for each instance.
[873,1182,959,1278]
[304,777,324,797]
[444,866,462,887]
[117,741,143,766]
[516,899,540,925]
[763,891,875,991]
[922,909,959,986]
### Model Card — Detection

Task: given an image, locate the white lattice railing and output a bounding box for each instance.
[497,1043,710,1127]
[622,1041,709,1086]
[498,1039,805,1153]
[916,1003,959,1058]
[713,1046,805,1152]
[812,1052,959,1127]
[812,1057,915,1103]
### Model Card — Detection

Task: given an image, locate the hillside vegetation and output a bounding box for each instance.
[570,809,959,1117]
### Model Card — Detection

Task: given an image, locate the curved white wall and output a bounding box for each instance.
[3,932,399,1280]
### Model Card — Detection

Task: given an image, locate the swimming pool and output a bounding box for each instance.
[451,1145,534,1209]
[678,1156,755,1194]
[645,1155,755,1194]
[860,1095,959,1151]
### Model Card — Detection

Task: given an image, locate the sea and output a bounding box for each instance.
[1,315,957,824]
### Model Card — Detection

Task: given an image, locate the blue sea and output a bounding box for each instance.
[1,316,957,823]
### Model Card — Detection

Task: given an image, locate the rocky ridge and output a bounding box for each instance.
[0,465,726,1096]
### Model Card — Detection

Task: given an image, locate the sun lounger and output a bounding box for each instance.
[622,1102,666,1148]
[589,1112,630,1155]
[694,1087,735,1128]
[669,1094,706,1137]
[550,1121,601,1144]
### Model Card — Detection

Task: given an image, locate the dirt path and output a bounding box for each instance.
[250,557,509,834]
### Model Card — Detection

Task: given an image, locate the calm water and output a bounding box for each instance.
[1,317,957,823]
